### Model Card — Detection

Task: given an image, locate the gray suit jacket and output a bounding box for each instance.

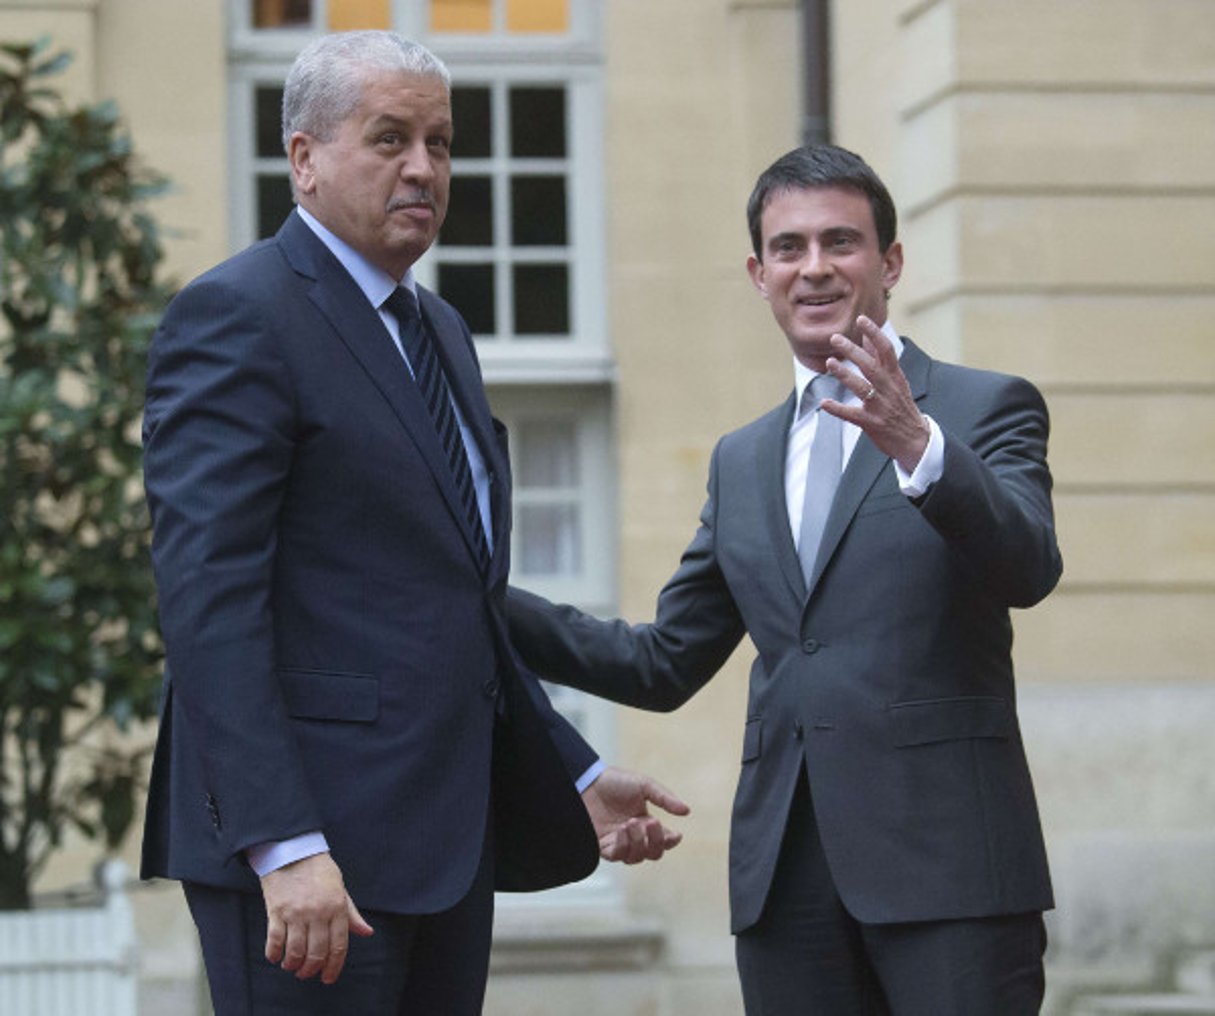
[509,338,1060,932]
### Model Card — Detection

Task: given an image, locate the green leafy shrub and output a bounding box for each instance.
[0,38,170,909]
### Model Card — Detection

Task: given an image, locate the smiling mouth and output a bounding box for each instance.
[797,294,841,308]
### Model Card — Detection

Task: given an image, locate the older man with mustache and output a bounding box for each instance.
[140,30,686,1015]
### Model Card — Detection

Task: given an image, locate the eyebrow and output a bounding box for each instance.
[365,113,453,134]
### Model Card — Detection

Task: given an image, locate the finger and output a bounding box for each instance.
[297,920,330,981]
[264,913,286,965]
[281,919,307,973]
[320,914,348,985]
[641,818,667,861]
[641,779,691,817]
[629,817,661,862]
[348,897,375,938]
[661,825,684,850]
[599,827,627,861]
[827,332,866,368]
[856,315,896,365]
[823,360,873,404]
[624,818,649,864]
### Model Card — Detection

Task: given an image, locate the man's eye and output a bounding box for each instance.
[428,136,451,152]
[378,132,402,146]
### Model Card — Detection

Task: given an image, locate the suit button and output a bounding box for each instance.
[482,678,500,699]
[204,794,221,829]
[801,638,820,654]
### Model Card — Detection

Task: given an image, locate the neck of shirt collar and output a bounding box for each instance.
[295,205,417,311]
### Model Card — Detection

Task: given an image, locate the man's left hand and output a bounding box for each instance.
[823,315,930,474]
[581,765,690,864]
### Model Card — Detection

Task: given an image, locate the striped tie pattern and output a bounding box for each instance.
[383,287,491,573]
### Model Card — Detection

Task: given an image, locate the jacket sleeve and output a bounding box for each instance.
[918,372,1063,609]
[508,444,747,712]
[143,274,322,860]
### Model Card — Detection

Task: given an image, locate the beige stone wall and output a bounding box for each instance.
[5,0,1213,1010]
[831,0,1215,999]
[863,0,1215,688]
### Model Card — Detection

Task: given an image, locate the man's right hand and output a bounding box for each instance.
[260,852,374,985]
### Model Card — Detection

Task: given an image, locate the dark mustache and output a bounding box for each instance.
[387,191,437,213]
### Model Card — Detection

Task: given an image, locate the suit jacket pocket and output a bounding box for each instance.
[741,717,763,763]
[890,696,1011,748]
[278,668,379,722]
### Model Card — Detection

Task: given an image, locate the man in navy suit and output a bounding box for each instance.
[141,31,685,1014]
[509,145,1061,1013]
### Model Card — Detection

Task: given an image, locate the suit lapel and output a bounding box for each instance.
[276,214,487,573]
[803,339,932,601]
[756,393,807,604]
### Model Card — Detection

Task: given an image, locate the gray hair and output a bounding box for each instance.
[281,31,451,153]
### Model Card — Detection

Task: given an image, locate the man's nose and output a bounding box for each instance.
[400,141,435,182]
[800,244,831,278]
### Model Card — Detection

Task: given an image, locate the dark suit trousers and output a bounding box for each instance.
[184,834,495,1016]
[735,768,1047,1016]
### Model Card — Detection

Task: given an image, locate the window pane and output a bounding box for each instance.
[509,87,566,158]
[507,0,568,33]
[431,0,491,32]
[443,176,494,246]
[253,0,312,28]
[256,86,284,158]
[328,0,390,31]
[451,87,492,158]
[257,174,295,239]
[511,176,566,246]
[438,263,496,335]
[513,264,568,335]
[518,419,578,487]
[519,504,580,575]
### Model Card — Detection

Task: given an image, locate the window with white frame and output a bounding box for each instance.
[226,1,619,904]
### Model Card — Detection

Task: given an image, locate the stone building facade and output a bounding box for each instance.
[2,1,1211,1012]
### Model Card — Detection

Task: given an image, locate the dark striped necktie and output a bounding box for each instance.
[383,287,491,574]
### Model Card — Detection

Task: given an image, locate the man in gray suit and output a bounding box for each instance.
[508,144,1061,1014]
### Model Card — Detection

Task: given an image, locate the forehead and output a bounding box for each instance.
[349,68,451,120]
[759,185,876,240]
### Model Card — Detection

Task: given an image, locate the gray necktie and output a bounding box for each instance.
[797,373,846,585]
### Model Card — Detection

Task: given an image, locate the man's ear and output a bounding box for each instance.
[881,241,904,292]
[746,253,769,300]
[288,132,317,196]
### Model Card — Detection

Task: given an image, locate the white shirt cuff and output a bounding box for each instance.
[895,414,945,498]
[575,758,607,794]
[246,831,330,878]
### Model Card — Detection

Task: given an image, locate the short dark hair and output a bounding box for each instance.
[746,144,898,259]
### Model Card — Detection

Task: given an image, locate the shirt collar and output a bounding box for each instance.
[295,205,417,311]
[794,319,904,415]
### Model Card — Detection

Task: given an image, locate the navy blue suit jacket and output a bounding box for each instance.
[141,211,598,913]
[510,340,1060,932]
